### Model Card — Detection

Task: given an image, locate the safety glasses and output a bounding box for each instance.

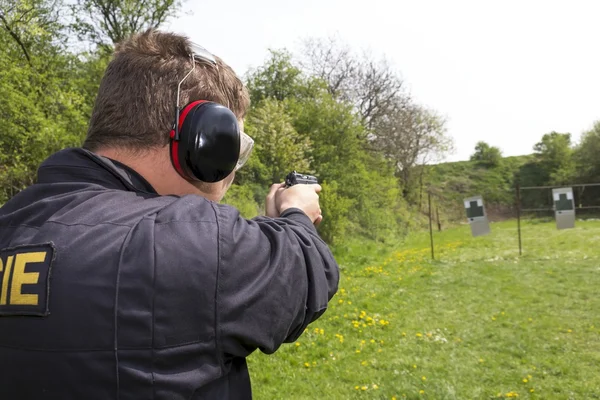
[175,42,254,171]
[237,130,254,171]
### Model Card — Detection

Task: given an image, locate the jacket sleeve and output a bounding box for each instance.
[213,204,339,358]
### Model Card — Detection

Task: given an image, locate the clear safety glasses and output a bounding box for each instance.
[175,42,254,172]
[237,130,254,171]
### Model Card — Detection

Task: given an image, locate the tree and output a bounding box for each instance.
[245,49,309,104]
[371,102,454,199]
[0,0,66,66]
[574,121,600,182]
[298,36,409,131]
[470,141,503,167]
[69,0,185,50]
[298,36,357,99]
[244,99,312,184]
[533,131,575,185]
[0,0,88,203]
[287,87,408,242]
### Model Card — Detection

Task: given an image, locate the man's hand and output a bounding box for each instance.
[265,182,323,225]
[277,183,322,224]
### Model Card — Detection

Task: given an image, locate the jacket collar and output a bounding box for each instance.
[37,147,158,195]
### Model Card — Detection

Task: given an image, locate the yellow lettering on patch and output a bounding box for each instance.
[0,255,14,305]
[0,243,55,316]
[10,252,45,305]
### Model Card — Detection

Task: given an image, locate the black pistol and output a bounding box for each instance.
[285,171,318,187]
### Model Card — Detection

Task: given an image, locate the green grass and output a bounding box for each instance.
[247,219,600,399]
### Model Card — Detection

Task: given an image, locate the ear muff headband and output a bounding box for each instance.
[170,101,241,183]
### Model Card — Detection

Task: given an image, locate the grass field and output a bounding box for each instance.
[247,219,600,399]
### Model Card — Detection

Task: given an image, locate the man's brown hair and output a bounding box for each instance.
[83,29,250,151]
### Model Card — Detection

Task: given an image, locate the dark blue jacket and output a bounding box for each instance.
[0,148,339,399]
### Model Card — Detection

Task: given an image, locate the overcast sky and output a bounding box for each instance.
[164,0,600,162]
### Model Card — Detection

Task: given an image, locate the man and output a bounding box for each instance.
[0,29,339,399]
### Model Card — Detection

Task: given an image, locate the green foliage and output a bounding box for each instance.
[470,141,503,168]
[69,0,184,49]
[221,184,261,219]
[316,181,353,244]
[574,120,600,183]
[245,50,306,104]
[243,48,415,243]
[426,155,532,223]
[0,0,89,203]
[244,99,312,183]
[533,131,576,185]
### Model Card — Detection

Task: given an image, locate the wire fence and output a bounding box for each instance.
[424,182,600,260]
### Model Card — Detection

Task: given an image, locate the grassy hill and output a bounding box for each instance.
[423,155,534,224]
[248,219,600,399]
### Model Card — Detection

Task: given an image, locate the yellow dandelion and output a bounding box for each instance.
[402,332,406,336]
[419,390,424,394]
[530,389,534,393]
[421,376,426,381]
[416,333,422,337]
[372,384,379,390]
[523,378,528,383]
[303,362,310,367]
[356,350,361,353]
[348,301,352,304]
[361,386,368,391]
[295,342,301,347]
[370,339,375,343]
[354,386,359,390]
[413,364,417,369]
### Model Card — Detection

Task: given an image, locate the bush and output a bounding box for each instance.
[221,184,261,219]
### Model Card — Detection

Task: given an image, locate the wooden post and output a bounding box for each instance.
[428,192,434,260]
[516,183,522,256]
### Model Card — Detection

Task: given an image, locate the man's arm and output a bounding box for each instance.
[213,202,339,359]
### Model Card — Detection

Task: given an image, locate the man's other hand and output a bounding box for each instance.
[265,183,285,218]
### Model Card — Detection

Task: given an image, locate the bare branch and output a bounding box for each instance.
[0,12,32,66]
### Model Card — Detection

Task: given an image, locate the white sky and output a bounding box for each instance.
[164,0,600,162]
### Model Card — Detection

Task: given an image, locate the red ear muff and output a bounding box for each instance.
[170,100,206,180]
[170,101,241,183]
